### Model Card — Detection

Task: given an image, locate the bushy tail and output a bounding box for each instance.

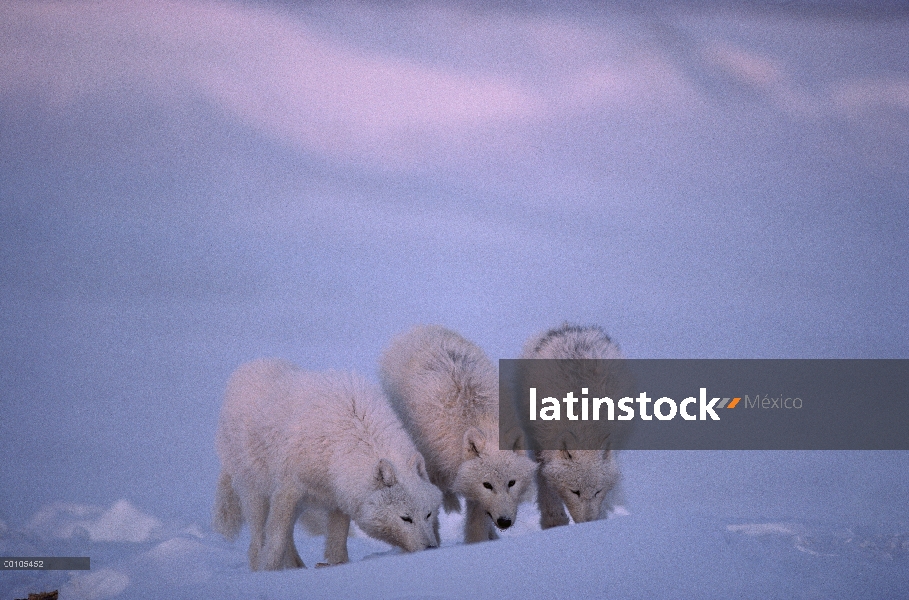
[213,470,243,540]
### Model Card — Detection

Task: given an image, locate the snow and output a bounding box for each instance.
[3,496,907,599]
[26,501,163,544]
[1,0,908,598]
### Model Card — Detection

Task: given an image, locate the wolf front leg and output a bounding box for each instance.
[464,499,496,543]
[536,468,570,529]
[324,509,351,564]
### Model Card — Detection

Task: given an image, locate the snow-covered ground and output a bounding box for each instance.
[3,470,908,599]
[1,1,908,598]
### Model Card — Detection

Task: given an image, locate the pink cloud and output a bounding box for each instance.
[1,1,540,169]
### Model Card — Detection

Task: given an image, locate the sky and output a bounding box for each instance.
[0,1,907,596]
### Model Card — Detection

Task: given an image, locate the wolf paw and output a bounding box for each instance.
[540,511,570,529]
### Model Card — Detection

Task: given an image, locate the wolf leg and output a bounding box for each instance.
[261,488,305,570]
[324,509,351,565]
[464,499,495,543]
[537,470,569,529]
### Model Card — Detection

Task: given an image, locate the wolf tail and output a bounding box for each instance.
[213,470,243,540]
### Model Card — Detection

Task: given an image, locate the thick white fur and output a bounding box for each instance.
[380,325,537,544]
[521,323,626,529]
[213,359,442,570]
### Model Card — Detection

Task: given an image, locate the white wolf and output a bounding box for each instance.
[380,325,537,544]
[520,323,629,529]
[213,359,442,570]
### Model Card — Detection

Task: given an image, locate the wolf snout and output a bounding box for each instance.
[495,517,512,530]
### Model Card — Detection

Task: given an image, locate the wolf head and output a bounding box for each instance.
[452,428,537,531]
[540,446,619,524]
[357,454,443,552]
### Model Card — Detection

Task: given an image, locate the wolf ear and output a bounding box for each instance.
[409,452,429,481]
[464,428,485,459]
[558,432,575,461]
[602,437,613,461]
[503,426,526,453]
[559,440,572,461]
[376,459,397,487]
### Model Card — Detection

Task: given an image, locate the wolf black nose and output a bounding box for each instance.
[496,517,512,530]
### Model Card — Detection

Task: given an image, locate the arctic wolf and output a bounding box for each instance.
[521,323,627,529]
[380,325,537,543]
[214,359,442,570]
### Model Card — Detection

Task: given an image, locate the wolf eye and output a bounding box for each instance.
[594,489,602,497]
[508,480,516,488]
[426,512,432,520]
[401,516,413,523]
[483,482,493,490]
[571,489,581,497]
